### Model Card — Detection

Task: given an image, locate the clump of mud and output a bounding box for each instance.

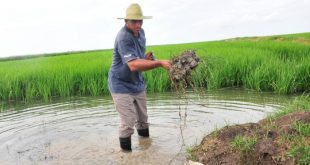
[169,50,200,89]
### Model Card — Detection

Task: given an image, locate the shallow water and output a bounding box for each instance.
[0,89,294,165]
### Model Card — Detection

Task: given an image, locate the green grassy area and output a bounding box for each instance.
[0,32,309,102]
[231,135,257,154]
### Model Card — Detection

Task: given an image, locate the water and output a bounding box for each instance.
[0,89,293,165]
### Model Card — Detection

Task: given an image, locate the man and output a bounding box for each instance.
[108,3,171,151]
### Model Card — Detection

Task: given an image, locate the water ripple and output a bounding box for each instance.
[0,89,293,165]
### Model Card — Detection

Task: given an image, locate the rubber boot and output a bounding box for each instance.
[119,137,132,151]
[137,128,149,137]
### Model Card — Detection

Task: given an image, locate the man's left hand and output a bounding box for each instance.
[145,52,155,61]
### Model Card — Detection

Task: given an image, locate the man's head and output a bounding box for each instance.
[125,19,143,36]
[118,3,151,35]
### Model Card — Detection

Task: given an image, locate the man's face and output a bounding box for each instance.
[126,20,143,35]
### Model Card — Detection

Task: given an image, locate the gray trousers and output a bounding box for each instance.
[111,91,149,138]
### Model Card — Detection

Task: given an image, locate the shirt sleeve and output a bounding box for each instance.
[118,39,138,64]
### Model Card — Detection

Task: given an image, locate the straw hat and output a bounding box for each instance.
[118,3,152,20]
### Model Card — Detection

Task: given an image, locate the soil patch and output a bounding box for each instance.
[191,112,310,165]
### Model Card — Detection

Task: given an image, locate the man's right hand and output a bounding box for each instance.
[159,60,171,70]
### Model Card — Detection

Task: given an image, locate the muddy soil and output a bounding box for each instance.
[169,50,200,89]
[192,112,310,165]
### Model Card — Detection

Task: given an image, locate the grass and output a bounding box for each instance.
[0,32,310,102]
[186,146,198,161]
[268,96,310,165]
[282,129,310,165]
[231,135,257,154]
[283,121,310,165]
[0,50,111,102]
[293,121,310,136]
[288,145,310,165]
[269,95,310,120]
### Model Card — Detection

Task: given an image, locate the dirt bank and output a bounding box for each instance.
[190,111,310,165]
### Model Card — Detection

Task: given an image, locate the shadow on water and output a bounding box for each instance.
[0,88,295,165]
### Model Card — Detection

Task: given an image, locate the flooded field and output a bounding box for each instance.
[0,89,294,165]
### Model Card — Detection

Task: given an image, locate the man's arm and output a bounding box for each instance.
[127,59,171,72]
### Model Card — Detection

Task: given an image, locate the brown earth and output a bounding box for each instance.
[294,38,310,45]
[225,36,310,45]
[192,112,310,165]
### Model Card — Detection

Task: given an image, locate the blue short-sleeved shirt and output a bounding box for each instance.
[108,25,146,93]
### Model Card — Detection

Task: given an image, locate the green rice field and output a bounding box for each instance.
[0,32,309,102]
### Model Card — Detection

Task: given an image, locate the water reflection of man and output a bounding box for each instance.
[108,3,171,151]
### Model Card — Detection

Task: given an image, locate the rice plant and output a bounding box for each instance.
[0,32,309,102]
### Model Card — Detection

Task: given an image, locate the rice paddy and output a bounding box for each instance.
[0,32,309,102]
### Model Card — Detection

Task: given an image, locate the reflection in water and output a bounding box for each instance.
[0,89,294,164]
[138,137,152,150]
